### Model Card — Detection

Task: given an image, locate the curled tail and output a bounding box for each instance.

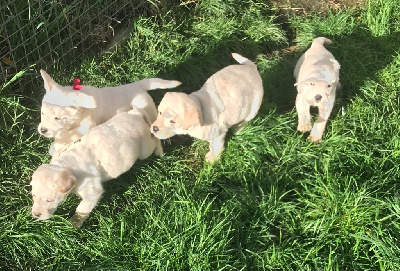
[312,37,333,46]
[232,53,255,66]
[135,78,181,91]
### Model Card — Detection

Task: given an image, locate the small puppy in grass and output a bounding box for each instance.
[150,53,264,162]
[38,69,180,158]
[294,37,341,143]
[30,94,162,228]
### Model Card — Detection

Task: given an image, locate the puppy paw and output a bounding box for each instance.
[309,135,322,143]
[205,151,220,163]
[69,212,89,228]
[297,123,312,132]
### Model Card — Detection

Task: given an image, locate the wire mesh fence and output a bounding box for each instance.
[0,0,151,93]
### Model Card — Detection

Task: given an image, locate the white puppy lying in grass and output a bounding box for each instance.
[31,95,162,228]
[294,37,341,143]
[38,69,180,158]
[150,53,264,162]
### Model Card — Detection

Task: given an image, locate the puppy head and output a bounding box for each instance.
[38,70,97,138]
[30,164,77,220]
[295,80,335,107]
[38,103,82,138]
[151,92,202,139]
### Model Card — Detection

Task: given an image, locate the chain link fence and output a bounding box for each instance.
[0,0,152,93]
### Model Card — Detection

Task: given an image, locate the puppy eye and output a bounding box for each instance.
[310,83,315,86]
[327,84,331,88]
[159,112,162,115]
[55,117,60,120]
[164,113,172,118]
[41,112,44,115]
[170,120,176,124]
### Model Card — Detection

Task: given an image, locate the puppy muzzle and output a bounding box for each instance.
[315,94,322,102]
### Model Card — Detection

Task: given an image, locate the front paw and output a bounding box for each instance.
[309,135,322,143]
[69,212,89,228]
[205,151,220,163]
[297,123,312,132]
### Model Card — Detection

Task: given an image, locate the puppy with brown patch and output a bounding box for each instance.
[31,95,162,228]
[38,69,180,158]
[150,53,264,162]
[294,37,341,143]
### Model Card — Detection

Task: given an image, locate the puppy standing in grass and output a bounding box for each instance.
[294,37,341,143]
[38,69,180,158]
[30,95,163,228]
[151,53,263,162]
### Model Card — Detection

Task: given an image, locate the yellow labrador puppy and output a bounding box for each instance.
[31,100,162,228]
[294,37,341,143]
[38,69,180,157]
[151,53,264,162]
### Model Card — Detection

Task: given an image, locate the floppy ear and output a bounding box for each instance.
[182,100,202,130]
[294,81,305,93]
[57,168,77,194]
[67,92,97,108]
[40,69,58,93]
[295,80,314,93]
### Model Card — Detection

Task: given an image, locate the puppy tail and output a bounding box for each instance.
[312,37,333,46]
[136,78,182,91]
[232,53,255,66]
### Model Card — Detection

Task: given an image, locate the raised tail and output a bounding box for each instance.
[232,53,255,66]
[311,37,333,46]
[135,78,181,91]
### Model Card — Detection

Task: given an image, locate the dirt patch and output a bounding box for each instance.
[270,0,365,14]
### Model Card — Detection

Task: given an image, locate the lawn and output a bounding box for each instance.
[1,0,400,270]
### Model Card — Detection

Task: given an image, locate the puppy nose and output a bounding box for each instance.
[152,126,159,133]
[40,128,48,134]
[33,212,41,218]
[315,94,322,102]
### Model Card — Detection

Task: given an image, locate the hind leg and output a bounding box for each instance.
[234,95,262,135]
[233,120,248,135]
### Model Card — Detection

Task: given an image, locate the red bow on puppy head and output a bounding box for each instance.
[73,78,82,90]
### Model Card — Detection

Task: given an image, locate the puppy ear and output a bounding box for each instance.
[295,80,314,93]
[57,168,77,194]
[183,101,202,130]
[294,82,305,93]
[40,69,58,92]
[67,92,97,108]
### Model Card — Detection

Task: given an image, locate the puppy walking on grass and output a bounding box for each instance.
[151,53,263,162]
[38,69,180,158]
[30,95,163,228]
[294,37,341,143]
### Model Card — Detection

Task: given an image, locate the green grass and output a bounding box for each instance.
[1,0,400,269]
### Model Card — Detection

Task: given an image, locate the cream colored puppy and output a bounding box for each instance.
[294,37,341,143]
[151,53,264,162]
[38,69,180,157]
[30,104,162,228]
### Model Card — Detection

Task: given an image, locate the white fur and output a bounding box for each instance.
[31,103,163,228]
[38,69,180,157]
[150,53,264,162]
[293,37,341,143]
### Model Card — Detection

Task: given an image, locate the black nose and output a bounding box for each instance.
[315,94,322,102]
[33,212,41,218]
[152,126,159,133]
[40,128,48,134]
